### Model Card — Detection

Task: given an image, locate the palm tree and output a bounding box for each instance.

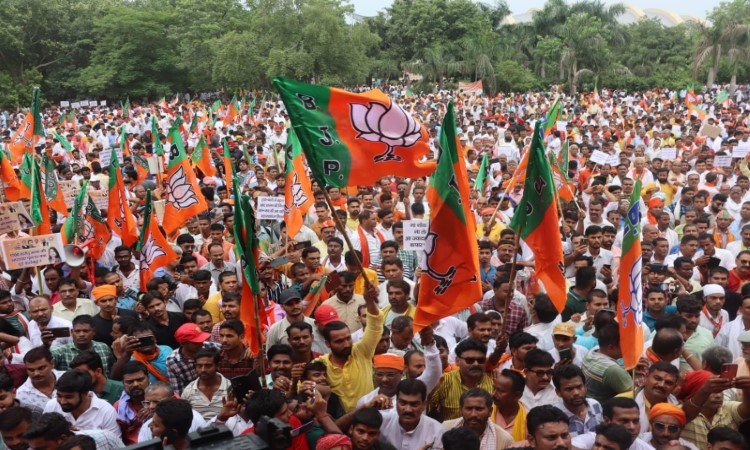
[460,32,504,95]
[718,23,750,93]
[693,23,724,86]
[408,46,461,83]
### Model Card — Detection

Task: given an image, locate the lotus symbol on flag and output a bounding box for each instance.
[141,236,166,270]
[291,173,308,208]
[351,101,422,163]
[167,165,199,210]
[421,231,457,295]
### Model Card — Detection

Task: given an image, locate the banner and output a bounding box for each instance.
[2,234,65,270]
[0,203,22,234]
[458,81,484,95]
[60,180,81,208]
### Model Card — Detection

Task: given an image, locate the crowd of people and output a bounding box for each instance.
[0,84,747,450]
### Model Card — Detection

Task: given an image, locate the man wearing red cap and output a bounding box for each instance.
[166,323,220,393]
[313,304,342,355]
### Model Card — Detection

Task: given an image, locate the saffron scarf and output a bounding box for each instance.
[356,226,385,267]
[132,348,168,382]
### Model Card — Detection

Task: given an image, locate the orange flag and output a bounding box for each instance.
[9,88,43,164]
[136,191,178,292]
[162,119,208,236]
[0,150,25,201]
[107,149,139,247]
[284,130,314,238]
[82,191,112,260]
[414,103,482,331]
[222,139,233,192]
[191,136,216,177]
[618,180,644,369]
[40,154,68,216]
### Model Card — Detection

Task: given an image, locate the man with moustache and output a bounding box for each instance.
[635,362,680,438]
[553,365,602,437]
[113,361,151,445]
[379,379,444,449]
[442,388,514,448]
[180,348,230,420]
[27,296,72,349]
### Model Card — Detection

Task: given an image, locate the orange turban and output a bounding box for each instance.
[679,370,712,400]
[480,208,495,216]
[91,285,117,301]
[648,403,686,427]
[373,353,404,372]
[648,197,664,209]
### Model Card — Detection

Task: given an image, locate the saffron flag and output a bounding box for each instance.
[82,190,111,260]
[9,87,44,164]
[232,179,267,355]
[222,139,234,192]
[413,102,481,332]
[543,98,562,137]
[0,150,24,201]
[509,122,566,312]
[284,130,314,238]
[619,180,644,370]
[273,77,436,188]
[136,191,177,291]
[62,180,87,245]
[108,148,139,247]
[28,156,51,234]
[474,152,489,193]
[163,116,208,236]
[303,275,329,317]
[40,154,68,216]
[191,136,216,177]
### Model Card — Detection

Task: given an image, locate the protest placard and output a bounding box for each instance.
[89,190,108,211]
[660,148,677,160]
[715,155,733,167]
[403,220,429,251]
[100,100,107,106]
[0,203,21,234]
[556,121,568,130]
[2,234,65,270]
[733,146,750,158]
[589,150,610,165]
[256,196,285,220]
[606,154,620,166]
[88,100,98,107]
[59,180,81,208]
[700,124,721,138]
[71,102,80,108]
[147,155,164,175]
[153,200,165,225]
[60,101,70,107]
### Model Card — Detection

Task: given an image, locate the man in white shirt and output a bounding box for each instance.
[17,347,65,415]
[521,349,559,409]
[27,296,72,348]
[379,379,445,449]
[137,381,207,442]
[572,397,655,450]
[43,369,121,438]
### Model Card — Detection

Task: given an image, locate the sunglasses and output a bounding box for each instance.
[461,357,486,365]
[528,369,554,378]
[652,422,680,434]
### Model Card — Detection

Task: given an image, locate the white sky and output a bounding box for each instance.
[351,0,720,20]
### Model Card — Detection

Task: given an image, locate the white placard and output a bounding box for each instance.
[1,233,65,270]
[100,100,107,106]
[88,100,98,107]
[153,200,165,225]
[256,196,285,220]
[60,101,70,107]
[589,150,610,165]
[715,155,733,167]
[734,147,750,158]
[403,220,429,251]
[660,148,677,160]
[606,154,620,166]
[147,155,164,175]
[556,121,568,130]
[71,102,80,108]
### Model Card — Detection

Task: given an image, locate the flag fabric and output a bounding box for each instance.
[547,153,575,202]
[223,96,238,125]
[543,98,562,137]
[558,141,570,177]
[211,99,222,114]
[28,156,51,234]
[52,132,73,153]
[108,148,139,247]
[509,122,566,312]
[303,275,329,317]
[0,150,25,201]
[284,130,315,238]
[191,136,216,177]
[40,154,68,216]
[593,84,601,105]
[232,179,267,355]
[9,87,43,164]
[151,116,164,157]
[163,116,208,236]
[81,191,111,260]
[61,180,87,245]
[122,98,131,119]
[717,90,730,105]
[688,103,707,121]
[413,102,481,332]
[273,77,436,188]
[222,139,234,192]
[458,81,483,95]
[136,191,178,292]
[619,180,644,370]
[474,152,489,193]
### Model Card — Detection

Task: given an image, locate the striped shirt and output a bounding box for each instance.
[681,401,744,449]
[429,370,494,422]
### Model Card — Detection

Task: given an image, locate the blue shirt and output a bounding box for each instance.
[480,265,497,284]
[130,345,172,382]
[643,305,677,332]
[117,296,138,311]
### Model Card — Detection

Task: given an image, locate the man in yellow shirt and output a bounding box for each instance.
[344,250,379,296]
[203,271,239,323]
[315,282,383,412]
[476,208,504,245]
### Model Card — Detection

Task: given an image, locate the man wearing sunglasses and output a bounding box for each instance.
[521,349,558,409]
[641,403,698,450]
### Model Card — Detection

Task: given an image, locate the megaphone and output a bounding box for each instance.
[63,238,94,267]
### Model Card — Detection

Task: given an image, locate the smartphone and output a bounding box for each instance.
[293,241,312,251]
[721,363,738,379]
[231,372,262,401]
[175,264,185,275]
[602,264,611,271]
[558,347,572,361]
[580,238,588,246]
[47,327,70,338]
[138,336,155,348]
[708,257,722,270]
[268,256,289,268]
[399,191,405,201]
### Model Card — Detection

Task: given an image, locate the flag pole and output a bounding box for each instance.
[320,187,373,290]
[501,224,523,337]
[253,292,268,389]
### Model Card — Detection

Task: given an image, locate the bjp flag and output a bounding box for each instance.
[9,88,43,164]
[618,180,644,370]
[136,191,178,291]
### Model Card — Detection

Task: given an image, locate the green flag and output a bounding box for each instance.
[166,117,187,171]
[474,153,489,192]
[543,98,561,136]
[31,87,44,137]
[62,180,88,243]
[151,116,164,156]
[52,131,73,152]
[559,141,570,179]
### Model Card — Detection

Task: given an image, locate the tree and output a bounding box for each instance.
[559,13,610,94]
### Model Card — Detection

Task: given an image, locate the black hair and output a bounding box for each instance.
[351,406,383,428]
[194,348,220,364]
[509,331,538,349]
[122,361,149,378]
[652,328,684,356]
[24,345,53,364]
[648,360,679,378]
[285,321,312,337]
[459,387,492,409]
[500,369,526,393]
[219,319,245,336]
[396,378,427,401]
[707,426,746,446]
[552,364,585,388]
[266,344,294,362]
[70,350,103,372]
[532,294,558,323]
[322,321,349,341]
[58,434,97,450]
[454,338,487,358]
[466,312,490,330]
[602,397,638,419]
[594,423,633,450]
[22,412,73,441]
[0,406,32,432]
[676,295,702,314]
[154,398,192,438]
[524,348,554,369]
[597,322,620,349]
[71,314,94,328]
[55,369,93,394]
[442,427,480,450]
[526,405,570,435]
[246,389,288,423]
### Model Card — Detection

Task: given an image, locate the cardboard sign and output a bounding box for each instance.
[733,147,750,158]
[2,234,65,270]
[256,196,285,220]
[700,124,721,138]
[100,100,107,106]
[589,150,610,165]
[59,180,81,208]
[660,148,677,160]
[556,121,568,130]
[0,203,21,234]
[71,102,80,109]
[60,101,70,107]
[715,155,733,167]
[403,220,429,251]
[606,154,620,166]
[88,100,98,107]
[153,200,165,225]
[89,190,108,211]
[147,155,164,175]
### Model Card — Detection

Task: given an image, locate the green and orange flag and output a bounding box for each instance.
[108,148,139,247]
[619,179,644,370]
[82,189,111,260]
[52,131,73,153]
[414,102,481,332]
[27,155,51,234]
[0,150,25,201]
[474,152,489,194]
[543,98,562,137]
[151,116,164,157]
[273,77,436,188]
[40,154,68,216]
[62,180,87,245]
[9,87,44,164]
[222,139,234,192]
[191,136,216,177]
[163,116,208,236]
[509,122,566,312]
[136,191,177,292]
[284,130,314,238]
[232,178,267,355]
